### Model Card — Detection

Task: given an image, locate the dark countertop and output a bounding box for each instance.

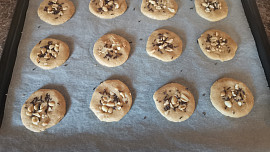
[256,0,270,40]
[0,0,16,57]
[0,0,269,58]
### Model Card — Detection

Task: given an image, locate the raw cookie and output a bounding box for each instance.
[93,33,130,67]
[198,29,238,62]
[146,29,183,62]
[38,0,75,25]
[153,83,195,122]
[141,0,178,20]
[21,89,66,132]
[89,0,127,19]
[30,38,70,70]
[90,80,132,122]
[195,0,228,22]
[210,78,254,118]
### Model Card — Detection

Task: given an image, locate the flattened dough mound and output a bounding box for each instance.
[141,0,178,20]
[146,29,183,62]
[210,78,254,118]
[93,33,130,67]
[195,0,228,22]
[30,38,70,70]
[38,0,75,25]
[198,29,237,62]
[89,0,127,19]
[21,89,66,132]
[90,80,132,122]
[153,83,195,122]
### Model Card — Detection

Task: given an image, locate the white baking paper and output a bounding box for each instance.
[1,0,270,151]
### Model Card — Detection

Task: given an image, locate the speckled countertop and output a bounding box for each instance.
[0,0,269,58]
[0,0,17,57]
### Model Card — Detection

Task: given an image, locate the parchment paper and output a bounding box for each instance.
[1,0,270,151]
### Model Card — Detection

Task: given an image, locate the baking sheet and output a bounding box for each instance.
[1,0,270,151]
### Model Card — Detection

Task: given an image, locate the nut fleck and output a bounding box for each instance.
[32,117,39,125]
[98,89,126,114]
[202,0,222,13]
[224,101,232,108]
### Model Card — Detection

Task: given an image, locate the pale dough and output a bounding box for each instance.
[89,0,127,19]
[146,29,183,62]
[38,0,75,25]
[93,33,130,67]
[141,0,178,20]
[195,0,228,22]
[90,80,132,122]
[30,38,70,70]
[210,78,254,118]
[198,29,238,62]
[153,83,195,122]
[21,89,66,132]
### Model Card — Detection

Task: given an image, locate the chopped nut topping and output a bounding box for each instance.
[44,0,66,16]
[28,105,34,112]
[162,90,189,113]
[238,102,242,106]
[49,101,55,107]
[32,117,39,125]
[96,0,120,13]
[37,41,60,64]
[224,101,232,108]
[98,41,123,60]
[98,89,127,114]
[181,94,189,102]
[201,0,221,13]
[42,122,48,126]
[26,111,32,116]
[168,8,175,13]
[145,0,174,13]
[204,32,230,53]
[221,84,246,109]
[152,33,176,54]
[26,93,56,125]
[33,113,41,118]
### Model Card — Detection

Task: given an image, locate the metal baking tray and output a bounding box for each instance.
[0,0,269,150]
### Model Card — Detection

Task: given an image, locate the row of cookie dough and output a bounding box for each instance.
[38,0,229,25]
[21,77,254,132]
[29,28,237,70]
